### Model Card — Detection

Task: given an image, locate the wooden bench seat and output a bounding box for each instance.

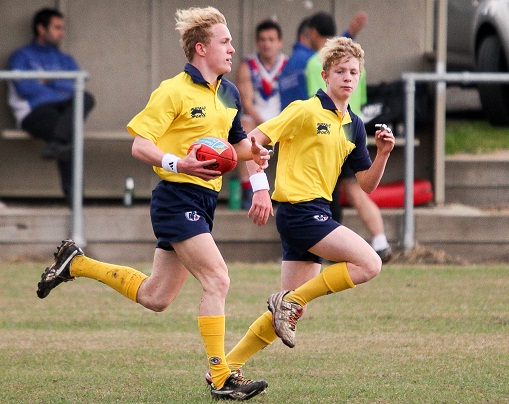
[0,129,420,200]
[0,129,154,199]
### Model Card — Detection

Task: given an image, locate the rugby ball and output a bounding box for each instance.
[188,136,238,174]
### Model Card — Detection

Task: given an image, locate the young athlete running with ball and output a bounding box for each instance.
[36,6,271,401]
[224,36,395,377]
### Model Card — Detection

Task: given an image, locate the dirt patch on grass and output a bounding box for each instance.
[389,245,469,265]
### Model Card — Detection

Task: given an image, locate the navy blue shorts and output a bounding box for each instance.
[276,199,341,263]
[150,181,219,251]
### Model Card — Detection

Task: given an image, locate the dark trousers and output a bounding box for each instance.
[21,92,95,198]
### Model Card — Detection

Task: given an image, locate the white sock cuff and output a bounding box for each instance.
[371,234,389,251]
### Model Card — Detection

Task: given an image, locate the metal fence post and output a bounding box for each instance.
[71,73,87,246]
[403,76,416,250]
[0,70,89,246]
[401,71,509,252]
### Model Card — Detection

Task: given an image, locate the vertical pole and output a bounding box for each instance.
[434,0,449,205]
[71,73,86,246]
[403,77,416,251]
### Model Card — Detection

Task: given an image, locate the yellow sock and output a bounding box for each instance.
[70,256,147,302]
[286,262,355,307]
[198,315,231,389]
[226,311,277,370]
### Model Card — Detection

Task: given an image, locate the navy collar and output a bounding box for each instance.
[315,88,353,115]
[184,63,223,85]
[316,89,337,111]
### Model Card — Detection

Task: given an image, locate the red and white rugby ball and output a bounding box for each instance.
[188,136,238,174]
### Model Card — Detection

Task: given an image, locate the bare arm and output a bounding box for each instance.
[131,134,164,166]
[236,61,264,125]
[346,11,368,38]
[243,128,273,225]
[355,126,395,193]
[233,128,271,169]
[131,135,222,180]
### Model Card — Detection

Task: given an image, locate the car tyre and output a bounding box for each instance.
[476,35,509,126]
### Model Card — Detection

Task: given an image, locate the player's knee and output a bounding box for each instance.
[213,273,231,298]
[365,252,382,280]
[202,271,230,300]
[149,303,168,313]
[356,251,382,283]
[143,298,171,313]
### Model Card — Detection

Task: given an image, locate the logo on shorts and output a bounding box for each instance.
[313,214,329,222]
[185,211,201,221]
[191,106,206,118]
[317,123,331,135]
[209,356,221,365]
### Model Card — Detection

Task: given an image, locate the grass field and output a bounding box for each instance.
[445,119,509,155]
[1,262,508,403]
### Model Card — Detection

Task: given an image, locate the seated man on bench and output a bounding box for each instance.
[7,7,94,202]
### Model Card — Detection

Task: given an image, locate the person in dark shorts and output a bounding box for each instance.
[222,37,395,375]
[35,6,271,401]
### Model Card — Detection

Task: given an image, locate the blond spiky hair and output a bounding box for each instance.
[319,36,364,73]
[175,6,227,61]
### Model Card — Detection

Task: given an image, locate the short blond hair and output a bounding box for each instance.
[319,36,364,73]
[175,7,227,61]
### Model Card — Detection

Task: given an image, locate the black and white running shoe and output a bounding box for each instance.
[36,239,83,299]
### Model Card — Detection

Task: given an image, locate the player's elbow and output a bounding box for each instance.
[131,136,144,160]
[362,184,376,194]
[357,176,377,194]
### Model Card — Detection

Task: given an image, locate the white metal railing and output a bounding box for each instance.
[401,71,509,251]
[0,70,89,246]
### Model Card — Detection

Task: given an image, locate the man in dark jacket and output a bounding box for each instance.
[8,8,95,201]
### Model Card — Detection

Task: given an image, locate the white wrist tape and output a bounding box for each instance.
[162,153,181,174]
[249,172,270,192]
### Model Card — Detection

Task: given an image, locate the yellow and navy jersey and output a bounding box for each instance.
[127,63,246,192]
[259,89,372,203]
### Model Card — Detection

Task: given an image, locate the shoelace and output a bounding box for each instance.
[287,307,303,331]
[230,370,254,386]
[208,369,254,388]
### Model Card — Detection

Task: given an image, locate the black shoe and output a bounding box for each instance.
[36,240,83,299]
[209,370,268,401]
[41,142,72,161]
[376,246,393,264]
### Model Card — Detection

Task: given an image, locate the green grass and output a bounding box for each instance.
[1,262,508,403]
[446,119,509,155]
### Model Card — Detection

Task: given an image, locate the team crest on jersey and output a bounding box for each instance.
[316,123,331,135]
[313,214,329,222]
[191,106,206,118]
[185,211,201,221]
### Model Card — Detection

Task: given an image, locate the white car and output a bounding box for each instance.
[447,0,509,125]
